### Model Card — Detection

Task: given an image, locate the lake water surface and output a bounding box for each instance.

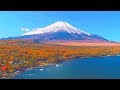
[12,56,120,79]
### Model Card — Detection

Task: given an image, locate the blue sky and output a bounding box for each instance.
[0,11,120,42]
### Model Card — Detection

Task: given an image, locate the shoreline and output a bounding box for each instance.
[9,55,120,79]
[9,63,56,79]
[1,40,120,79]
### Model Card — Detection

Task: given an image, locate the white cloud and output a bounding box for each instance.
[21,28,30,32]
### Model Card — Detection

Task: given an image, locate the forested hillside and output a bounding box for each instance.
[0,40,120,78]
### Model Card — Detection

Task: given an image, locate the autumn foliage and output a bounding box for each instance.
[0,39,120,78]
[1,65,8,72]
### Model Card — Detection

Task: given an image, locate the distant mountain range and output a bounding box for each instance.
[1,21,109,42]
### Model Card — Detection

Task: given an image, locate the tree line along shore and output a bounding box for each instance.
[0,40,120,78]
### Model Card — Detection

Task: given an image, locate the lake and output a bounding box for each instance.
[12,56,120,79]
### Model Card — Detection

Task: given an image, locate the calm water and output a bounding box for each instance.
[12,56,120,79]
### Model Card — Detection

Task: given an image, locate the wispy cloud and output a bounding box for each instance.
[21,28,30,32]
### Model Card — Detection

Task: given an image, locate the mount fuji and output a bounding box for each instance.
[1,21,108,42]
[22,21,91,36]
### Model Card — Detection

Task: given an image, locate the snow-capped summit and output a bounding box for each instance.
[0,21,109,42]
[17,21,108,42]
[22,21,91,36]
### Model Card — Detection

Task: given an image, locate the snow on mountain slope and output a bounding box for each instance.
[2,21,108,42]
[22,21,91,36]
